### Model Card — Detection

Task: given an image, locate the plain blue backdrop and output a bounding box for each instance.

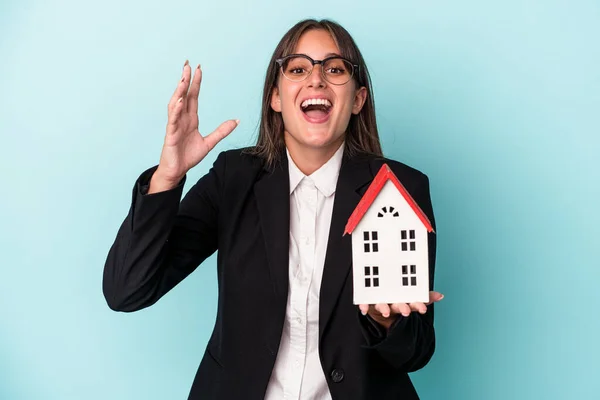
[1,1,599,399]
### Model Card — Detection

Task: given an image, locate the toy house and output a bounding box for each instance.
[344,164,435,305]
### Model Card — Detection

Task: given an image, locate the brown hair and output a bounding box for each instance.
[247,19,382,168]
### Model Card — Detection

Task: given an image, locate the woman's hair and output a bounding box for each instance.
[248,19,382,169]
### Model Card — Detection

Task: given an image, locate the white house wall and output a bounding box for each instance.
[352,181,430,304]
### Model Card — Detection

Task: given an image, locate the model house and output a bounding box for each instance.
[344,164,434,305]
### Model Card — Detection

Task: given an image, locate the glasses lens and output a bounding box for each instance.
[323,58,354,85]
[281,56,312,81]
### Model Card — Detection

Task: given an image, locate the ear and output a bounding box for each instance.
[271,86,282,112]
[352,86,368,115]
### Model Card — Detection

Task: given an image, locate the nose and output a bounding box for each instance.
[307,63,326,87]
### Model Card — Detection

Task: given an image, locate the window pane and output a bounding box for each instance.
[409,230,415,239]
[363,231,369,240]
[373,278,379,287]
[364,243,370,252]
[364,266,370,276]
[410,242,416,251]
[373,266,379,275]
[402,265,408,274]
[365,278,371,287]
[401,242,407,251]
[372,243,379,252]
[401,230,407,240]
[372,231,378,240]
[411,277,417,286]
[410,265,416,274]
[402,277,408,286]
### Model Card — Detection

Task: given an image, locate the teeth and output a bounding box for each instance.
[301,98,332,109]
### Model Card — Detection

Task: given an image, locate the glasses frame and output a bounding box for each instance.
[275,54,360,86]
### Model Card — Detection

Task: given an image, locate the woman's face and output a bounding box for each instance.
[271,29,367,159]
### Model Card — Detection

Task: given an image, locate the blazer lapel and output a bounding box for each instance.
[254,157,290,298]
[319,154,374,340]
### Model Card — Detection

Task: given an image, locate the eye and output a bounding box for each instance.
[290,67,306,74]
[324,58,351,76]
[283,56,312,77]
[326,66,345,74]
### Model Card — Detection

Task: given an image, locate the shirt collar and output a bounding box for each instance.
[287,142,345,197]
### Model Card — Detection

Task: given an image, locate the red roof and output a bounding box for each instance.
[344,163,434,235]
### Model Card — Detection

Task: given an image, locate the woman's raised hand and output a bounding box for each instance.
[150,60,239,193]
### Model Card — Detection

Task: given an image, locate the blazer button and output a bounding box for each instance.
[331,368,344,383]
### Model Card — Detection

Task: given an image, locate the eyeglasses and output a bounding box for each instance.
[275,54,360,86]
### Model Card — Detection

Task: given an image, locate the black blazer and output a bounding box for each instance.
[103,148,437,400]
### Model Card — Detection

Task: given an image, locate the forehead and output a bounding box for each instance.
[293,29,341,58]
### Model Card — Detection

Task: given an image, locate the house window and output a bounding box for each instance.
[363,231,379,252]
[364,266,380,287]
[377,206,400,218]
[401,264,417,286]
[401,230,416,251]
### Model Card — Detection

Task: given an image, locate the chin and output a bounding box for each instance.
[307,137,340,149]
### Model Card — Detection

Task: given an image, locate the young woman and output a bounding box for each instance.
[103,19,443,400]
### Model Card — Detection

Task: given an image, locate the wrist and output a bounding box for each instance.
[148,168,184,194]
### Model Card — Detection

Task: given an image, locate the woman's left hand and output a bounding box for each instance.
[358,291,444,330]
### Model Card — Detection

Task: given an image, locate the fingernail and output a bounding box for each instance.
[177,97,183,103]
[235,119,240,125]
[197,64,201,70]
[361,310,367,315]
[184,59,189,67]
[439,294,445,300]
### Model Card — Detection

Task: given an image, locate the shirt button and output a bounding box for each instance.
[296,317,302,324]
[331,368,345,383]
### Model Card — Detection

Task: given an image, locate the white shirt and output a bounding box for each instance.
[264,143,345,400]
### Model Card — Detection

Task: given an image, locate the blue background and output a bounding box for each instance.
[1,1,598,399]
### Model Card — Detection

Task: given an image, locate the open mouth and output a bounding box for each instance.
[300,98,333,124]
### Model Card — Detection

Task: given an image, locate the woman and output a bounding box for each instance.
[103,18,443,400]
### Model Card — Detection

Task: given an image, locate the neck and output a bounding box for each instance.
[285,136,344,175]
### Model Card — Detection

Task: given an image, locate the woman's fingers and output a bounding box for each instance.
[167,97,186,133]
[169,60,192,112]
[409,302,427,314]
[186,64,202,115]
[374,303,391,318]
[167,62,191,133]
[390,303,411,317]
[203,119,240,152]
[361,294,444,320]
[426,291,444,305]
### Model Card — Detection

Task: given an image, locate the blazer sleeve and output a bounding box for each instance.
[357,172,437,372]
[102,152,226,312]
